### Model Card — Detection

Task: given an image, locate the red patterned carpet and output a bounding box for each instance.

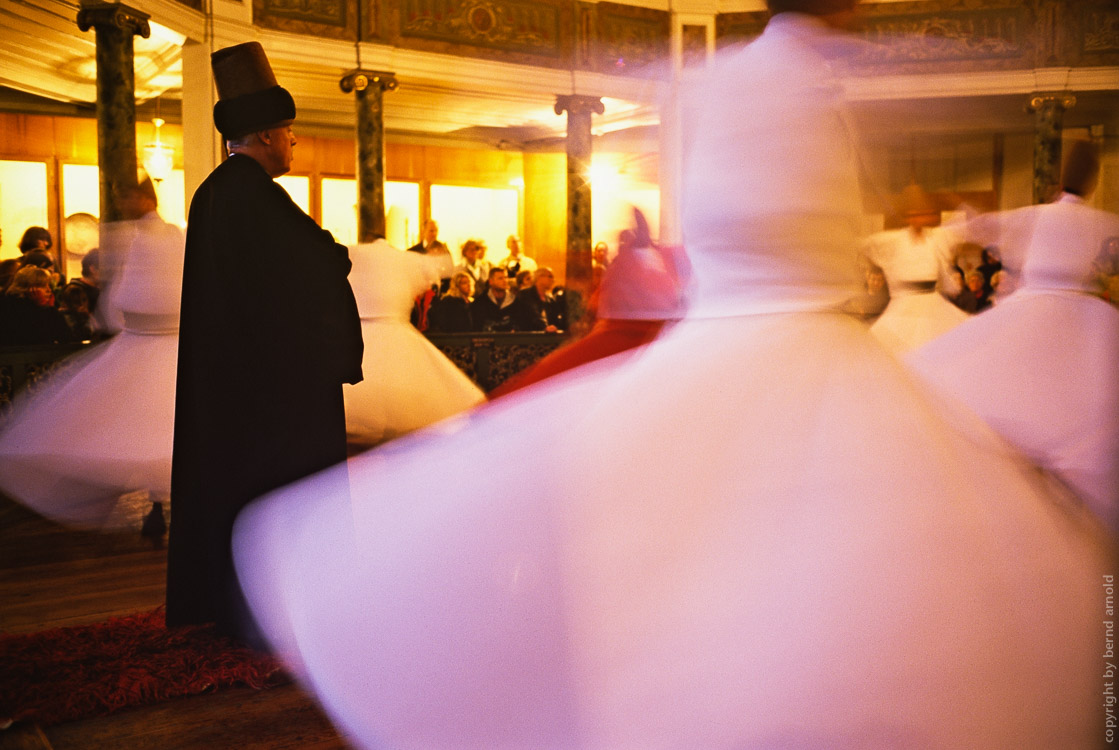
[0,606,286,728]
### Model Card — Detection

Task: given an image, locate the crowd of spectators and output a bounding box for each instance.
[410,224,570,334]
[0,225,101,345]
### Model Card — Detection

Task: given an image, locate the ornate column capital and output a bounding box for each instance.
[340,70,399,94]
[554,94,604,118]
[1027,92,1076,112]
[76,1,151,38]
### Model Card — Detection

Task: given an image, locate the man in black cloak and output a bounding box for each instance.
[167,41,363,641]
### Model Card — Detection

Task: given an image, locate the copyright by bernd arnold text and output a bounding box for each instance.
[1105,574,1115,744]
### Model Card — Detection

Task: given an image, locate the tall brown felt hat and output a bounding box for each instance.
[898,182,937,217]
[211,42,296,139]
[1061,139,1099,197]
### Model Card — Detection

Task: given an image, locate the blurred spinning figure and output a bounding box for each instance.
[343,238,484,448]
[232,1,1113,747]
[908,139,1119,533]
[864,183,968,352]
[0,176,184,529]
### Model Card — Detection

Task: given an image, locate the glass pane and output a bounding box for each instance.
[321,179,420,248]
[429,184,519,266]
[1,160,49,261]
[590,154,660,259]
[385,181,420,250]
[321,177,357,246]
[62,163,101,219]
[155,169,187,229]
[274,175,311,215]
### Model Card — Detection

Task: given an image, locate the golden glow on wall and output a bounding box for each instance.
[430,184,519,264]
[321,178,421,250]
[62,163,100,219]
[590,153,660,258]
[386,182,420,250]
[275,175,311,216]
[0,160,49,261]
[321,178,357,246]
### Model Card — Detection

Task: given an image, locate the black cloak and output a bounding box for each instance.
[167,153,363,636]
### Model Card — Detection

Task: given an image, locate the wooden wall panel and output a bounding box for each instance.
[523,151,566,283]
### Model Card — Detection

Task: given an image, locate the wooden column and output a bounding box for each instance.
[77,1,150,223]
[340,70,398,242]
[555,93,603,337]
[1027,93,1075,204]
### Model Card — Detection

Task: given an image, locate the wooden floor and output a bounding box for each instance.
[0,495,355,750]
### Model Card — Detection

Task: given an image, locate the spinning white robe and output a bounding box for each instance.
[909,192,1119,533]
[0,213,184,526]
[343,240,484,445]
[233,14,1114,750]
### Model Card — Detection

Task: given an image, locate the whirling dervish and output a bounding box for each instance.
[864,182,969,353]
[343,238,483,447]
[231,1,1114,747]
[0,177,184,530]
[908,139,1119,534]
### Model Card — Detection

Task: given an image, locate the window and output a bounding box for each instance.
[430,184,519,261]
[0,160,49,261]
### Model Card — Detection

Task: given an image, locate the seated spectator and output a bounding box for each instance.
[0,258,20,294]
[515,269,534,291]
[20,250,62,291]
[471,266,516,332]
[977,246,1003,300]
[498,235,537,278]
[0,266,72,345]
[454,239,491,299]
[955,270,991,314]
[428,271,475,333]
[57,283,94,341]
[491,208,687,398]
[18,226,53,255]
[64,248,101,315]
[592,240,610,291]
[511,266,563,332]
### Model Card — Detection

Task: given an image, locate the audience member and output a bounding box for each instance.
[592,240,610,291]
[961,270,991,313]
[63,249,101,315]
[57,282,94,341]
[0,266,72,345]
[406,219,453,328]
[471,266,517,331]
[842,261,889,319]
[428,270,475,333]
[511,266,562,332]
[407,219,448,255]
[498,235,537,278]
[515,269,534,291]
[18,226,53,255]
[0,258,20,293]
[976,246,1003,299]
[454,239,491,299]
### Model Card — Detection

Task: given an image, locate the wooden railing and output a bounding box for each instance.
[0,342,96,418]
[0,332,567,420]
[423,331,568,392]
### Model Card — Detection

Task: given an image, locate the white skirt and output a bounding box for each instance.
[343,317,484,445]
[871,290,969,353]
[908,288,1119,533]
[235,310,1112,749]
[0,329,177,527]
